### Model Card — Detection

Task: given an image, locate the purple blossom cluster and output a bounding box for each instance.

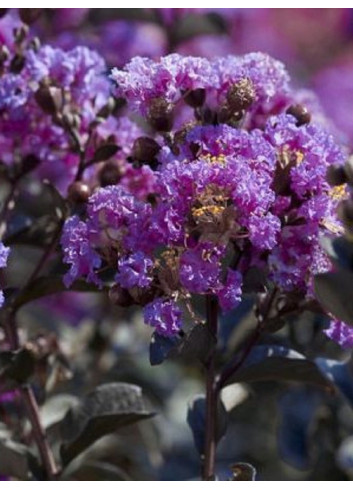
[61,52,348,339]
[0,23,146,194]
[111,52,290,122]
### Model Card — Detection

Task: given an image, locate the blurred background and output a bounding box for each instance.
[1,8,353,481]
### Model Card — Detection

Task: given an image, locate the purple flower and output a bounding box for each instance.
[0,242,9,269]
[268,223,330,292]
[179,245,221,294]
[324,319,353,349]
[217,269,243,312]
[111,54,217,116]
[61,51,348,335]
[143,298,182,336]
[248,213,281,250]
[0,389,18,404]
[213,52,290,103]
[88,186,140,229]
[116,252,154,289]
[0,39,116,192]
[61,216,101,287]
[111,51,291,126]
[0,242,10,308]
[265,114,345,202]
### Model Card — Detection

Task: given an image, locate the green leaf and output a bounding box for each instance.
[314,270,353,325]
[222,345,333,390]
[59,383,155,466]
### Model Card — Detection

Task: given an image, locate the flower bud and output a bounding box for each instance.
[183,88,206,108]
[286,104,311,126]
[147,98,174,132]
[10,54,25,74]
[21,154,41,174]
[218,105,243,125]
[196,105,216,125]
[35,86,63,115]
[28,36,41,52]
[109,285,134,307]
[14,25,29,44]
[147,193,157,205]
[0,45,10,64]
[226,78,256,112]
[68,182,91,204]
[99,162,124,187]
[96,97,116,119]
[132,137,161,163]
[326,164,347,186]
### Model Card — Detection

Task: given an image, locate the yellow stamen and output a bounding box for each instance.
[192,204,224,218]
[320,219,344,234]
[329,184,348,200]
[201,153,227,165]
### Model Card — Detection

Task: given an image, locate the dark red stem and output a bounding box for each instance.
[202,295,218,481]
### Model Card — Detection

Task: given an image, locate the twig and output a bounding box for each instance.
[3,312,58,480]
[24,221,63,289]
[0,183,18,240]
[20,386,58,480]
[202,295,218,481]
[217,287,278,391]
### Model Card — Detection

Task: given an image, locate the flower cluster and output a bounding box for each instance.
[111,52,290,124]
[0,18,147,194]
[61,52,347,339]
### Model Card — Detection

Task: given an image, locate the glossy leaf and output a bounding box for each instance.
[222,345,333,390]
[187,394,227,455]
[0,439,37,480]
[150,323,214,366]
[320,236,353,271]
[0,349,35,389]
[149,332,180,366]
[278,388,320,470]
[59,383,154,466]
[314,270,353,325]
[61,461,131,481]
[316,356,353,406]
[177,323,215,363]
